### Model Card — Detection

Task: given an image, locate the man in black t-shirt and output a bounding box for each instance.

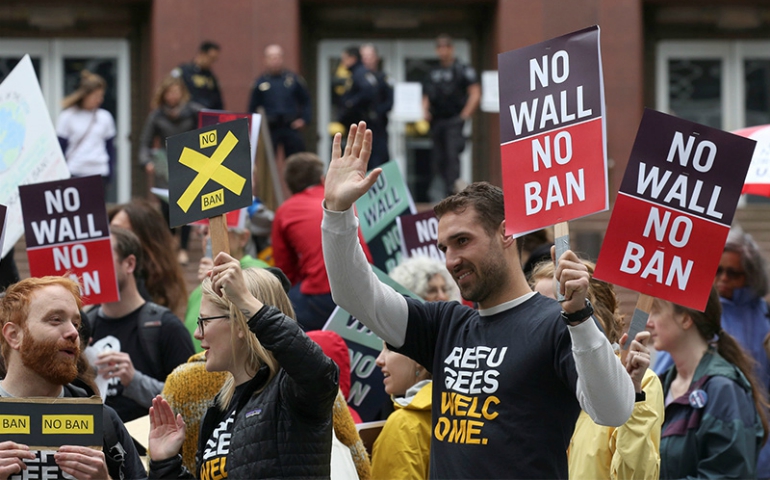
[91,227,194,423]
[172,40,224,110]
[322,123,635,479]
[423,34,481,196]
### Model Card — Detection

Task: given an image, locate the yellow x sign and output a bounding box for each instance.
[176,131,246,213]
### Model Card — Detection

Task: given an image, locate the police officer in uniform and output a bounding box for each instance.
[172,41,224,110]
[337,46,377,134]
[248,44,311,157]
[423,34,480,196]
[360,44,393,169]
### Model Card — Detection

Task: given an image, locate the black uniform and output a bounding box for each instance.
[172,62,224,110]
[368,70,393,168]
[424,59,478,195]
[248,70,311,157]
[337,61,377,129]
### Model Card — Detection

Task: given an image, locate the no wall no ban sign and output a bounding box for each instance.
[166,118,253,228]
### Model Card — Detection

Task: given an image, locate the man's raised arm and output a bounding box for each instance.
[321,122,409,347]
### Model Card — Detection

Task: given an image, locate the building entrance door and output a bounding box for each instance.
[0,38,131,203]
[317,39,473,202]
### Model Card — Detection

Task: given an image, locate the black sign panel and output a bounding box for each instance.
[166,118,252,227]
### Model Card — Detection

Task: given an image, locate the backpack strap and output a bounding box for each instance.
[102,408,127,480]
[88,302,168,378]
[135,302,168,374]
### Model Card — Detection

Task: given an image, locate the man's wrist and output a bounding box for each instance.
[323,200,350,212]
[561,299,594,326]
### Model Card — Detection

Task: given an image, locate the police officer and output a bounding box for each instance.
[337,46,377,133]
[248,44,311,157]
[360,44,393,169]
[422,34,480,196]
[172,40,224,110]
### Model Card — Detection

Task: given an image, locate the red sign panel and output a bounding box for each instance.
[594,109,755,311]
[20,176,118,305]
[498,26,607,237]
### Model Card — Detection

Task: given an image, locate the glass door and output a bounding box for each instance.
[317,39,473,202]
[0,38,131,203]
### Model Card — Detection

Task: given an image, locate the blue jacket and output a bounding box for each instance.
[660,350,764,479]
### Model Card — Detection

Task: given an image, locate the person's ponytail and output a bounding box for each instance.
[675,287,769,445]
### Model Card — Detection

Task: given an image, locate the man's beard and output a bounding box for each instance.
[21,329,80,385]
[457,256,510,305]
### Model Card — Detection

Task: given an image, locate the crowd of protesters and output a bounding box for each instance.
[0,35,768,480]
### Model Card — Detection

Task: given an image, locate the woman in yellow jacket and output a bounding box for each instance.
[371,345,432,479]
[532,260,665,479]
[370,256,459,479]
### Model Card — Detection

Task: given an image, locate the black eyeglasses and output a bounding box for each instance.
[196,314,229,335]
[716,266,745,280]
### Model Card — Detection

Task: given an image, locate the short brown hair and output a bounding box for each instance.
[0,276,82,362]
[110,226,144,278]
[284,152,325,194]
[434,182,505,236]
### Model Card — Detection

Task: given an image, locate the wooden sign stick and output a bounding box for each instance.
[553,221,570,302]
[209,213,231,257]
[620,293,654,362]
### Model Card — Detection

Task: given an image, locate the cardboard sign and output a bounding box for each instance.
[594,109,755,311]
[354,161,416,273]
[397,210,445,262]
[0,55,71,258]
[166,118,253,227]
[20,176,118,305]
[0,396,103,449]
[198,110,262,170]
[323,266,422,421]
[498,26,607,237]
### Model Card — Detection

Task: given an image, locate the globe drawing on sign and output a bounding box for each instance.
[0,101,26,174]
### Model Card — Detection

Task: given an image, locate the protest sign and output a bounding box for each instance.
[323,266,422,421]
[397,210,444,262]
[198,110,262,170]
[20,176,117,305]
[498,26,607,237]
[355,161,416,273]
[0,55,71,258]
[594,109,755,311]
[167,118,253,228]
[0,396,103,449]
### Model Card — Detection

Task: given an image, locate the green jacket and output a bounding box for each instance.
[183,255,269,352]
[660,350,764,479]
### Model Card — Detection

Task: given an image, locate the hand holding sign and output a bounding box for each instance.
[325,122,379,212]
[553,247,591,314]
[620,331,651,394]
[54,445,109,480]
[209,252,262,316]
[0,441,35,477]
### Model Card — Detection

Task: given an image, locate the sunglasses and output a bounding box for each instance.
[196,314,229,335]
[715,266,745,280]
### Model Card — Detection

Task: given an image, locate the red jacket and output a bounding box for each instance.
[272,184,372,295]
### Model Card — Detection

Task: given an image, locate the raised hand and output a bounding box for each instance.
[148,395,186,462]
[324,121,381,212]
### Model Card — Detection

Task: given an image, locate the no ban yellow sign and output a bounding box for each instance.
[166,118,253,227]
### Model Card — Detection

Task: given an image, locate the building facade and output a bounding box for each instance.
[1,0,768,267]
